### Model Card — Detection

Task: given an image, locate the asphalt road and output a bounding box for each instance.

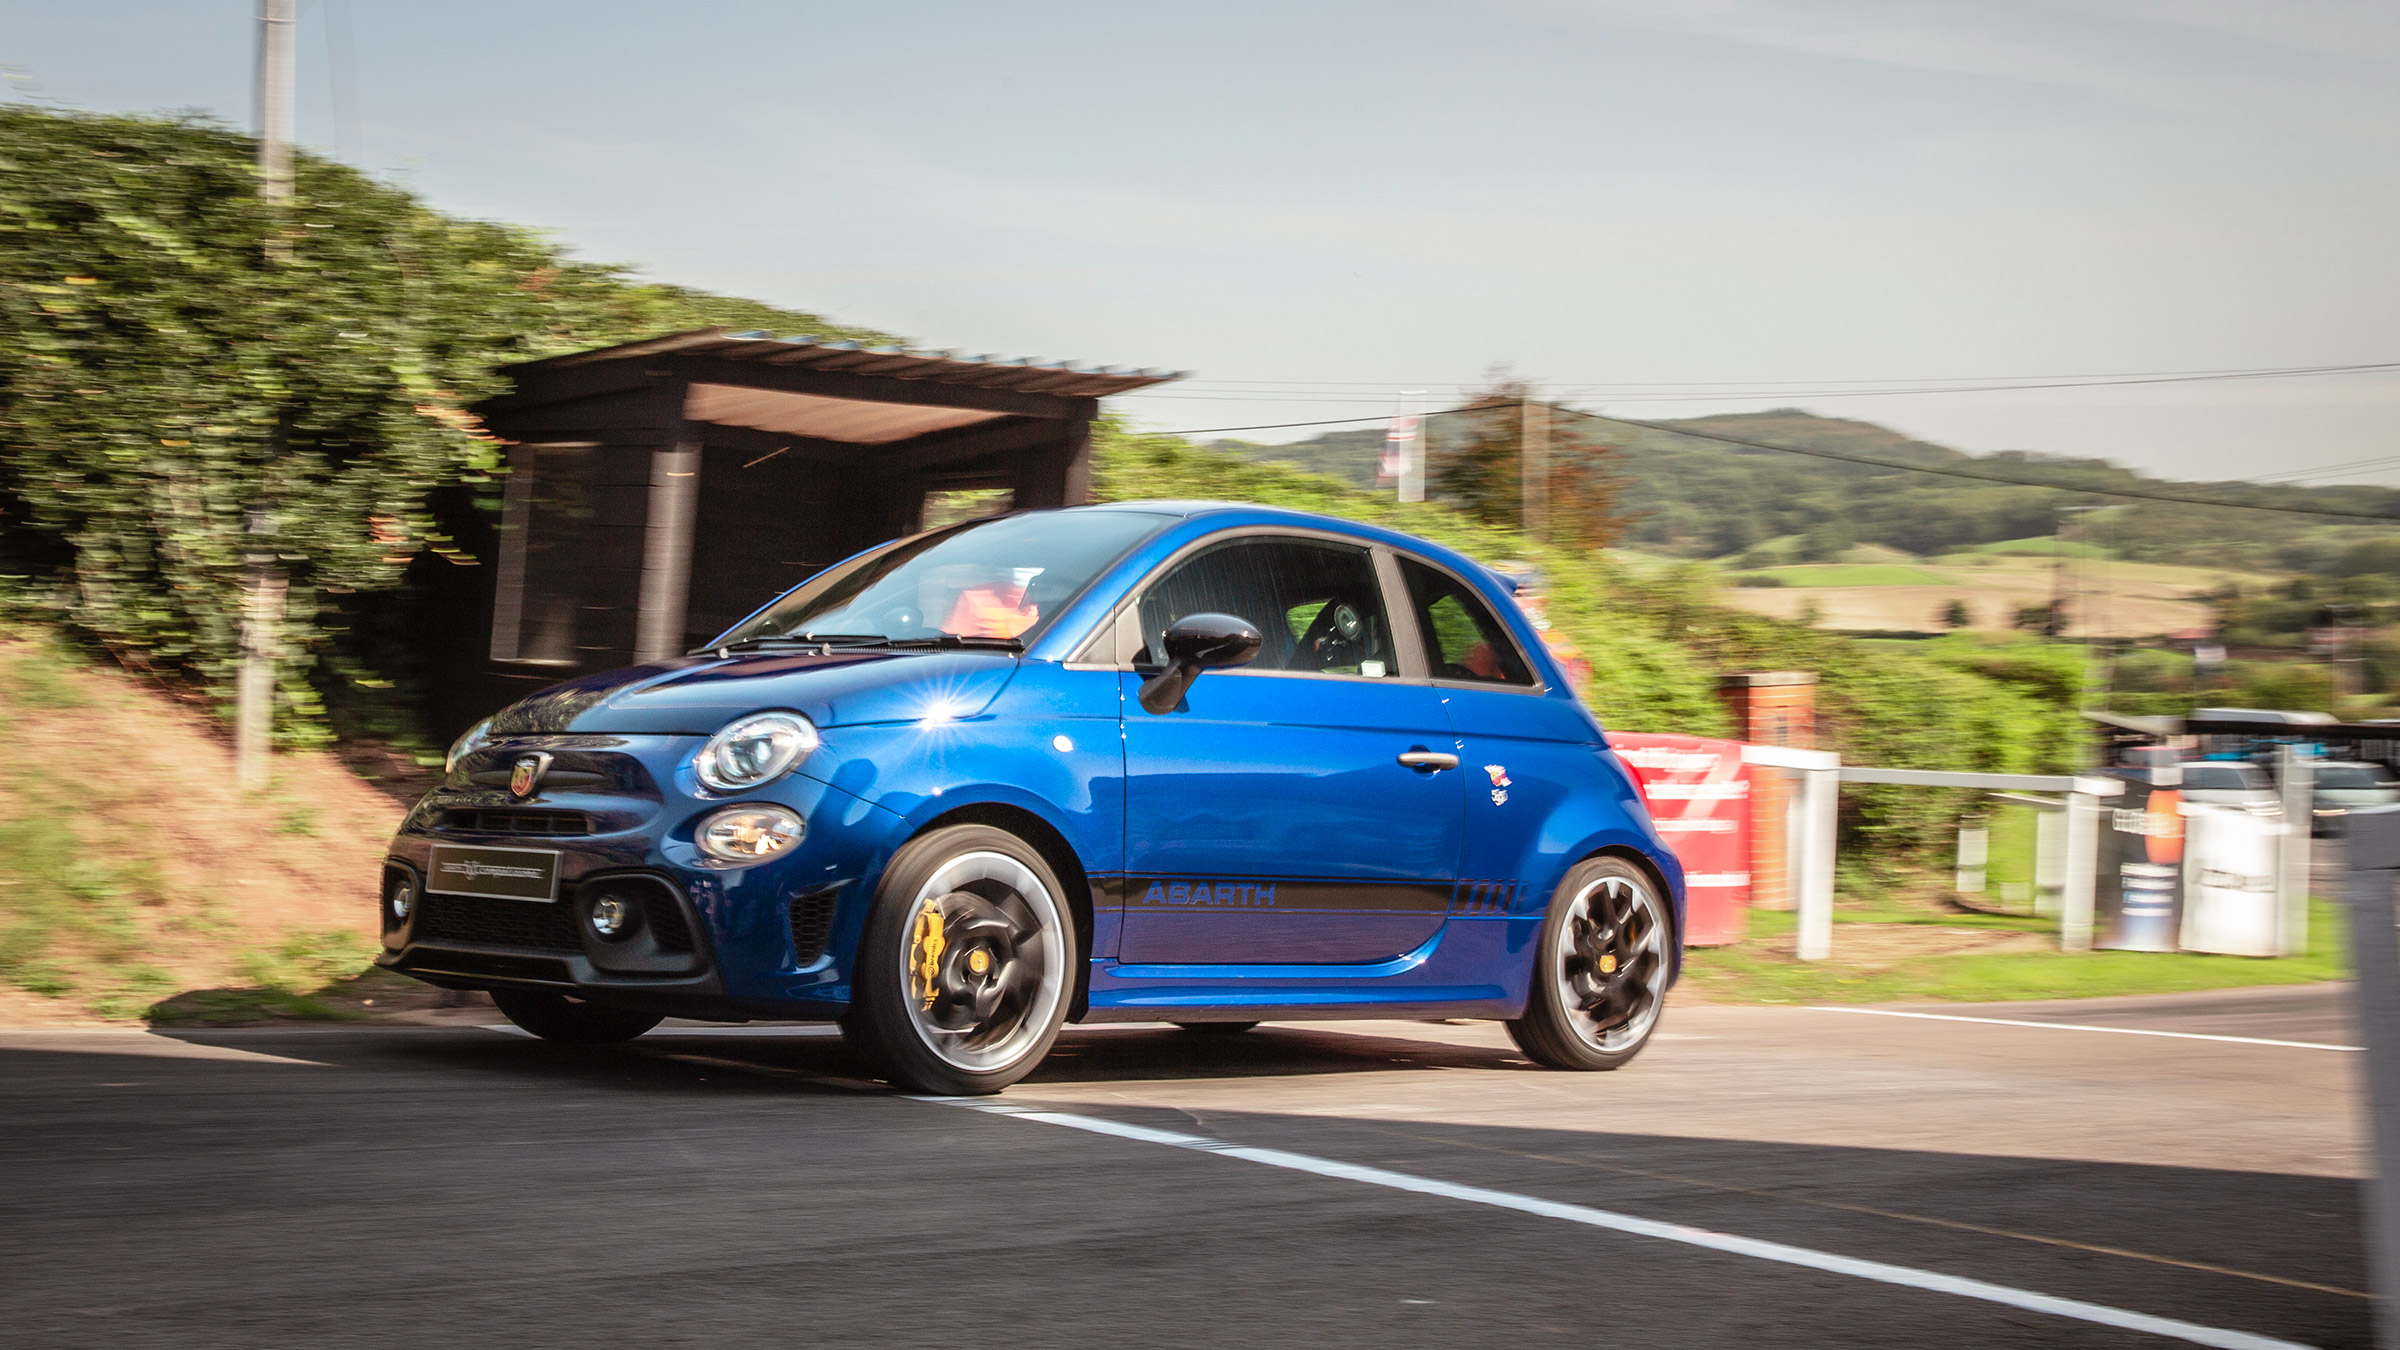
[0,984,2369,1349]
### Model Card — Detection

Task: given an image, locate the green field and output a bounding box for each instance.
[1950,536,2114,559]
[1725,564,1952,587]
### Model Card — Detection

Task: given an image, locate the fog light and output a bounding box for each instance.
[696,804,805,865]
[590,894,633,938]
[387,879,412,922]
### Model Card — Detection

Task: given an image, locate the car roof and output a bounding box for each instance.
[1060,500,1522,592]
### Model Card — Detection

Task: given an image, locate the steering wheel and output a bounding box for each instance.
[1297,598,1373,671]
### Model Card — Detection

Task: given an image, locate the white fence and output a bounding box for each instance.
[1734,749,2315,962]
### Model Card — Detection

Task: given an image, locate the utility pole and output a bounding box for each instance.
[1398,389,1426,504]
[1520,396,1550,541]
[256,0,295,202]
[239,0,296,791]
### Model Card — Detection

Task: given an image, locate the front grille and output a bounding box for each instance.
[441,809,592,837]
[788,887,839,963]
[414,893,580,952]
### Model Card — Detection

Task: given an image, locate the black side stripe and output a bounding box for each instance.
[1099,877,1528,916]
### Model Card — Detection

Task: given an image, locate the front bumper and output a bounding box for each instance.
[377,734,902,1019]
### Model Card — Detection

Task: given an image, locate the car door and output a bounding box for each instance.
[1118,533,1464,964]
[1393,554,1597,908]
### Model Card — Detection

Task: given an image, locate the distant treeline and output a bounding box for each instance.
[1212,409,2400,571]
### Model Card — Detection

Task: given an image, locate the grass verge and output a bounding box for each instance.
[1681,902,2348,1004]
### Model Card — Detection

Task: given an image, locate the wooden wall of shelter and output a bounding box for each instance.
[412,330,1180,737]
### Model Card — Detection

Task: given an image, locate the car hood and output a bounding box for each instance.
[484,651,1022,735]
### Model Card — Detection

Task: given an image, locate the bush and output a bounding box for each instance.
[0,106,887,739]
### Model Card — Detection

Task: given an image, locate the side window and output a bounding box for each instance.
[1399,557,1534,686]
[1135,537,1394,677]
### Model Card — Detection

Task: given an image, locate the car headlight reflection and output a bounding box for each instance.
[696,804,806,865]
[693,712,819,793]
[445,717,492,775]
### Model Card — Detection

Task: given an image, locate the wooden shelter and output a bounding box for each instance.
[418,329,1182,732]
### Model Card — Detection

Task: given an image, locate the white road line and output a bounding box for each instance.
[925,1098,2313,1350]
[1805,1005,2361,1052]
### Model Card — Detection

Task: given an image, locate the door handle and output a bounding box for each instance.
[1397,750,1459,771]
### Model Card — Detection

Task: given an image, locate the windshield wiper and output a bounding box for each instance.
[887,634,1026,652]
[698,632,1023,658]
[694,633,895,657]
[695,636,817,655]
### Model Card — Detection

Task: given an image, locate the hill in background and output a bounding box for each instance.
[1209,409,2400,574]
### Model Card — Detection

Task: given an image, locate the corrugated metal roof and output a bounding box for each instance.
[505,328,1186,399]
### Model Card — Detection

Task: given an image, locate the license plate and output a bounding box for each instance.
[427,844,561,902]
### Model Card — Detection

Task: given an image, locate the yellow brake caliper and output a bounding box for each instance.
[910,906,947,1011]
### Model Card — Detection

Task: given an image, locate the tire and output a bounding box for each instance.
[1507,856,1671,1071]
[1171,1021,1259,1035]
[489,988,664,1045]
[844,824,1077,1095]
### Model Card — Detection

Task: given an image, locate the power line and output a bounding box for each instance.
[1144,404,2400,521]
[1145,408,1479,437]
[1554,406,2400,523]
[1132,358,2400,402]
[2248,453,2400,484]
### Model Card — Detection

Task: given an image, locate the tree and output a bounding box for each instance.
[2014,600,2067,636]
[0,107,886,739]
[1941,599,1972,629]
[1427,372,1629,549]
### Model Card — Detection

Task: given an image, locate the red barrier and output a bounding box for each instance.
[1604,733,1752,946]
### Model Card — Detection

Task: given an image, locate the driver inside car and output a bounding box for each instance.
[922,564,1045,640]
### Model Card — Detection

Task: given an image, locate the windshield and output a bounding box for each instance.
[713,510,1171,648]
[2316,763,2397,789]
[2182,764,2268,791]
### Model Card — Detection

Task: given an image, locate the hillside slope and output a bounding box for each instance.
[0,632,413,1023]
[1214,409,2400,571]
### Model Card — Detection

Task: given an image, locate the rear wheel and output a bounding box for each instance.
[489,988,663,1045]
[845,824,1076,1096]
[1507,857,1670,1071]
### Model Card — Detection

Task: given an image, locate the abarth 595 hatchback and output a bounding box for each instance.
[379,502,1685,1094]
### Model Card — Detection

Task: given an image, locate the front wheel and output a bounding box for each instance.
[1507,857,1671,1071]
[489,988,664,1045]
[845,824,1077,1095]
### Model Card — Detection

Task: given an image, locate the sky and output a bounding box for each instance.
[5,1,2398,483]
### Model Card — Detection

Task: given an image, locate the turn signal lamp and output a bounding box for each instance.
[696,805,805,865]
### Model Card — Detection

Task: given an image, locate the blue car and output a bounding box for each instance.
[379,502,1685,1093]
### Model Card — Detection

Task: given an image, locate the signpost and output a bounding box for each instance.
[2342,805,2400,1350]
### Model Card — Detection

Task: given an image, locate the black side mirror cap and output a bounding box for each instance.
[1138,613,1262,714]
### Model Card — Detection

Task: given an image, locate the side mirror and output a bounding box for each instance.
[1138,612,1262,714]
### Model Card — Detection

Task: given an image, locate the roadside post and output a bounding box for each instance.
[1742,745,1839,960]
[2342,804,2400,1350]
[1954,825,1988,896]
[2279,745,2314,957]
[2062,775,2121,952]
[2035,806,2066,916]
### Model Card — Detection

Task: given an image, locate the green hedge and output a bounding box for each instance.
[0,107,886,740]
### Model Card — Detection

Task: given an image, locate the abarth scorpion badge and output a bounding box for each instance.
[508,752,553,800]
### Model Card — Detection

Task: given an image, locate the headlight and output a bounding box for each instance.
[445,717,492,775]
[695,804,805,864]
[694,711,819,793]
